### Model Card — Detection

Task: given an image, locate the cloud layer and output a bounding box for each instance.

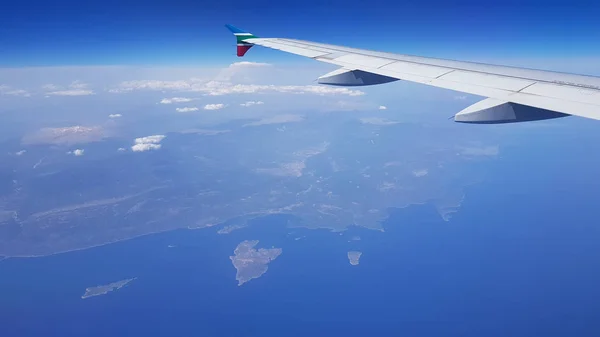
[110,79,365,97]
[1,63,367,102]
[107,62,365,97]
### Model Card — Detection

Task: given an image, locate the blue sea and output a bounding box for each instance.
[2,138,600,337]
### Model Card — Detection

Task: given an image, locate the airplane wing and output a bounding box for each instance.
[225,24,600,124]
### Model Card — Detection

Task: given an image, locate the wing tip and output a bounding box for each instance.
[225,24,247,34]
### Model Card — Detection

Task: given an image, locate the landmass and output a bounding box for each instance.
[81,278,136,299]
[230,240,282,286]
[348,251,362,266]
[0,114,494,257]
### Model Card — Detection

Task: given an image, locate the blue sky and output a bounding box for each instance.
[1,0,599,66]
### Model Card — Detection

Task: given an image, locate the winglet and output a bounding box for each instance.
[225,24,258,57]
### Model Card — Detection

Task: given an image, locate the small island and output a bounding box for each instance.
[230,240,282,286]
[348,251,362,266]
[81,278,136,299]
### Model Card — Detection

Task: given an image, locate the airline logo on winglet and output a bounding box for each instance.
[225,24,257,57]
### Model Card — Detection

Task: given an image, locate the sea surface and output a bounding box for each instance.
[2,141,600,337]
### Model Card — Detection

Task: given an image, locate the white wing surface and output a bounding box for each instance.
[226,25,600,124]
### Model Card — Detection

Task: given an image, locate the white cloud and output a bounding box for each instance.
[7,89,31,97]
[46,89,94,96]
[175,107,199,113]
[117,147,126,152]
[44,81,94,96]
[131,135,166,152]
[240,101,264,107]
[68,149,85,156]
[69,80,89,89]
[115,79,364,96]
[15,150,26,156]
[132,143,161,152]
[108,114,122,118]
[412,169,428,177]
[229,61,271,68]
[135,135,165,144]
[213,61,274,83]
[203,103,225,110]
[378,105,387,110]
[109,79,198,93]
[160,97,193,104]
[0,85,30,97]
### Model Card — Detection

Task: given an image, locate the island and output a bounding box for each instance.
[230,240,282,286]
[81,278,136,299]
[348,251,362,266]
